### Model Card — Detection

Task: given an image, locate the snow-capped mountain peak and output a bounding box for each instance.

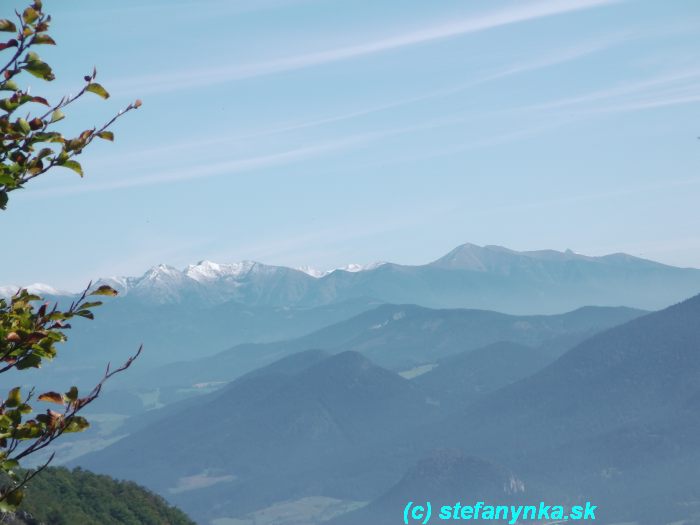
[184,260,225,281]
[27,283,68,295]
[334,261,386,273]
[144,264,181,279]
[94,276,130,294]
[296,265,328,278]
[2,257,388,299]
[296,261,386,278]
[0,283,68,298]
[185,260,258,282]
[0,285,20,298]
[339,263,365,273]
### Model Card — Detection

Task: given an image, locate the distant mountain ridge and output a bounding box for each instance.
[77,350,438,521]
[134,303,645,389]
[75,304,648,523]
[5,243,699,314]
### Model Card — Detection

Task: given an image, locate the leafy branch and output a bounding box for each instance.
[0,284,141,507]
[0,0,141,209]
[0,0,142,509]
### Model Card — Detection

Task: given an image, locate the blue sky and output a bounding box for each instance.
[3,0,700,289]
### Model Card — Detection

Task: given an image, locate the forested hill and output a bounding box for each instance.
[4,467,195,525]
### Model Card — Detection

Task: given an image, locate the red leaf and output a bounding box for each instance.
[38,392,65,405]
[31,96,49,106]
[0,39,18,51]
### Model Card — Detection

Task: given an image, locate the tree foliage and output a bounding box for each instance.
[13,467,195,525]
[0,1,141,510]
[0,0,140,209]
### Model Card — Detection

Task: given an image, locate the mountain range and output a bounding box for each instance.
[11,241,693,393]
[125,303,644,392]
[5,243,700,314]
[336,292,700,525]
[7,242,700,524]
[75,294,699,524]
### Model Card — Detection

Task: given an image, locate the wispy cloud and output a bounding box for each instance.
[583,83,700,113]
[27,109,539,197]
[27,128,396,197]
[111,0,620,95]
[89,33,627,169]
[520,67,700,115]
[348,120,566,174]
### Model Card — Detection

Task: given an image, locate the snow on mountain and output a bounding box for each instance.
[94,276,130,294]
[0,285,20,298]
[184,260,257,282]
[296,266,328,278]
[27,283,69,295]
[326,261,387,275]
[0,283,68,297]
[85,260,295,304]
[297,261,386,278]
[86,258,389,303]
[1,257,388,300]
[3,244,694,311]
[338,263,366,273]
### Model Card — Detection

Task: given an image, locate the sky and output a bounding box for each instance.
[2,0,700,289]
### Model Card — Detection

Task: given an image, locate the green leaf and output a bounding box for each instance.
[0,19,17,32]
[0,191,8,210]
[49,108,64,123]
[76,310,94,320]
[31,33,55,45]
[23,7,40,24]
[23,59,55,81]
[96,131,114,141]
[17,118,30,133]
[1,460,19,472]
[0,80,19,91]
[0,173,14,185]
[5,488,24,507]
[86,83,109,99]
[6,388,21,408]
[33,131,62,143]
[15,354,42,370]
[64,416,90,433]
[79,301,103,310]
[90,285,118,297]
[0,98,19,112]
[59,160,83,177]
[65,386,79,402]
[13,424,41,439]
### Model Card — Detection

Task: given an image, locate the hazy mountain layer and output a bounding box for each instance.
[78,293,700,524]
[340,293,700,525]
[76,351,439,520]
[137,303,644,391]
